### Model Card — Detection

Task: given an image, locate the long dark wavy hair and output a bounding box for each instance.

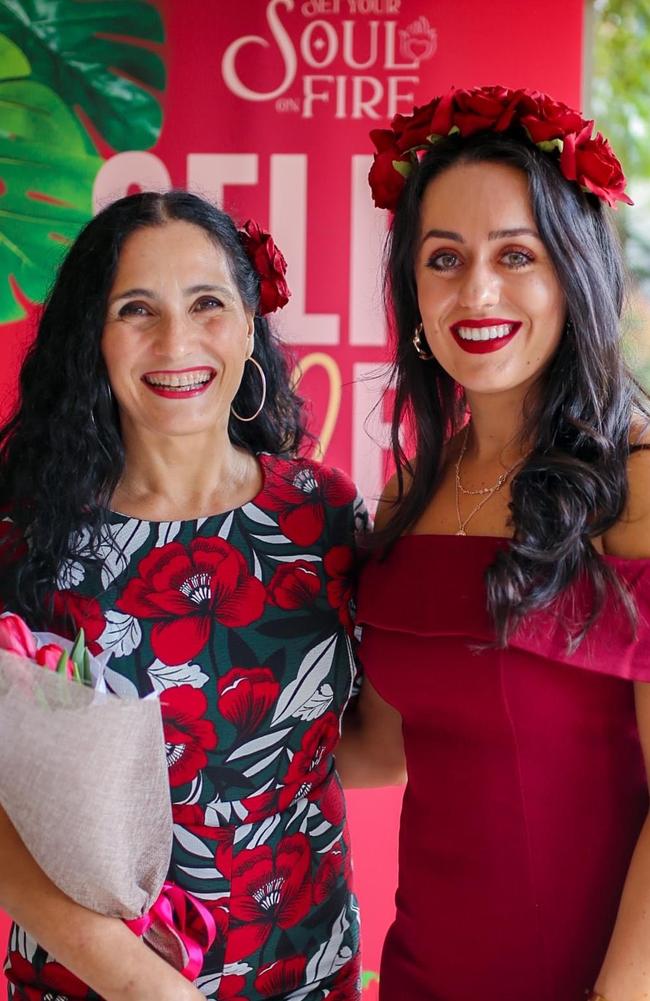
[0,190,310,625]
[377,129,650,648]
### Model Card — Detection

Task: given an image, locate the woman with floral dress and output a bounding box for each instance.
[0,191,365,1001]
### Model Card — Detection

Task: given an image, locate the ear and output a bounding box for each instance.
[246,325,255,359]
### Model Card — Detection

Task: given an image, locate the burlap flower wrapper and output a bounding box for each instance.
[0,646,185,967]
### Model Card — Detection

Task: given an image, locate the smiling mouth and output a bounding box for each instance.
[454,323,516,342]
[142,368,216,395]
[450,320,521,354]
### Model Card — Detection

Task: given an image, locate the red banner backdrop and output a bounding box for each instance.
[0,0,583,992]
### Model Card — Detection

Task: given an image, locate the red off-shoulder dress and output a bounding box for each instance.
[356,534,650,1001]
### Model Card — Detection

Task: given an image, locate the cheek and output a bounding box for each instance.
[525,283,565,365]
[416,278,451,324]
[101,331,138,390]
[527,274,565,324]
[100,332,118,378]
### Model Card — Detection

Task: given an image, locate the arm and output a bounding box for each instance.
[335,676,406,788]
[594,444,650,1000]
[592,689,650,1001]
[336,473,407,789]
[0,804,204,1001]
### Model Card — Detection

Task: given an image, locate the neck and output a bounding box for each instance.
[115,422,256,516]
[463,387,532,465]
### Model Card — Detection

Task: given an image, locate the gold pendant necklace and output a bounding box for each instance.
[454,424,522,536]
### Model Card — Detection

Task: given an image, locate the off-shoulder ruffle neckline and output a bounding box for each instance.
[396,532,650,566]
[357,532,650,682]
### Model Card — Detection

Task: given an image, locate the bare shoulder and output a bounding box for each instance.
[374,466,413,532]
[374,434,458,533]
[603,421,650,559]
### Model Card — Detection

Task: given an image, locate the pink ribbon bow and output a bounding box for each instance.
[125,881,217,980]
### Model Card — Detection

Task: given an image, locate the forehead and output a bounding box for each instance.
[419,161,534,231]
[114,220,233,280]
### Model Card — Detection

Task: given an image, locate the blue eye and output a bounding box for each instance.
[427,251,461,271]
[502,250,534,268]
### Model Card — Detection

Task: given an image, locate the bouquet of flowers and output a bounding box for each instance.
[0,613,214,979]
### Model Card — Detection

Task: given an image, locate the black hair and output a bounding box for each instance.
[0,190,310,624]
[377,129,649,647]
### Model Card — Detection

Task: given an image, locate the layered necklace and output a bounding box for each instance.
[454,424,523,536]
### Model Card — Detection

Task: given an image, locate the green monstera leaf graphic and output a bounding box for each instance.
[0,1,166,322]
[0,24,29,75]
[0,0,165,151]
[0,34,101,321]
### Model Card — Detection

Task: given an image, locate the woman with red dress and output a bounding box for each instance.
[336,87,650,1001]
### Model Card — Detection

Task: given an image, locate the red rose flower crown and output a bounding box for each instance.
[368,85,632,212]
[238,219,292,315]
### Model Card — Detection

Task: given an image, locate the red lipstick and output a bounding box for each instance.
[141,368,216,399]
[450,319,521,354]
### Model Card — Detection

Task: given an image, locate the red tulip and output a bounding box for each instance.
[0,614,37,658]
[35,643,74,676]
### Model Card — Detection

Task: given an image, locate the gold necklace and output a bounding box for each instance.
[454,424,521,536]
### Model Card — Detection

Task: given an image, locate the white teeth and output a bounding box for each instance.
[145,372,212,389]
[456,325,514,341]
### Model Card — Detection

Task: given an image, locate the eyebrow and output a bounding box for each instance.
[108,283,234,306]
[420,226,540,246]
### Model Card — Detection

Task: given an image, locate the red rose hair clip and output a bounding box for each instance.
[238,219,291,315]
[369,85,632,211]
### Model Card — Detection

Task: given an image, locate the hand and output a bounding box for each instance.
[116,980,205,1001]
[181,983,206,1001]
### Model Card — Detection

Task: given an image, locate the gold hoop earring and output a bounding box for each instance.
[412,323,434,361]
[231,356,267,422]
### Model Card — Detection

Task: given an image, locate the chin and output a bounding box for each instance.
[140,415,220,437]
[452,372,522,397]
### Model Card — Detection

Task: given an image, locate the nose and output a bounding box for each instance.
[457,259,500,310]
[151,309,193,361]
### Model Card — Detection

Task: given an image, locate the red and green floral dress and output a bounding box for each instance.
[4,453,367,1001]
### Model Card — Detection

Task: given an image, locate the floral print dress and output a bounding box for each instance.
[4,453,367,1001]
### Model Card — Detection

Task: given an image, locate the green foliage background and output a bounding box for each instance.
[592,0,650,180]
[591,0,650,385]
[0,0,165,323]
